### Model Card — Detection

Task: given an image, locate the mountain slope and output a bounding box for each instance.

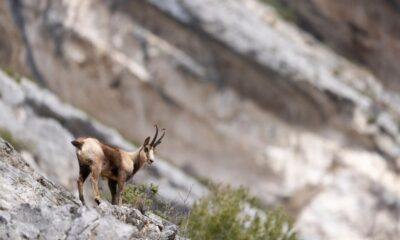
[0,137,181,240]
[1,0,400,239]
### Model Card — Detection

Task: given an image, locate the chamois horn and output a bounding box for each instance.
[150,124,159,146]
[154,128,166,148]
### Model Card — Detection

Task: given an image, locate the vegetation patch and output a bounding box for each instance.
[122,183,159,212]
[180,185,298,240]
[0,65,22,83]
[0,128,32,152]
[261,0,297,22]
[99,182,186,223]
[102,183,298,240]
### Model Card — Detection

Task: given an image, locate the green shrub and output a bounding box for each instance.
[122,183,158,212]
[181,185,298,240]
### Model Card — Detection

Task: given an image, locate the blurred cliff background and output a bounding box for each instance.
[1,0,400,239]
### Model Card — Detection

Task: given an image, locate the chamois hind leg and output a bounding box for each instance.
[90,163,102,205]
[108,179,117,205]
[77,165,90,205]
[115,173,126,206]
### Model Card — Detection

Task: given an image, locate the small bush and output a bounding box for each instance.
[181,185,298,240]
[122,183,158,212]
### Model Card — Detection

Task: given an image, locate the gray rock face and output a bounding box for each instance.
[0,137,181,240]
[1,0,400,240]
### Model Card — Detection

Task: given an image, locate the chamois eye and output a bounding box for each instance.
[144,147,149,153]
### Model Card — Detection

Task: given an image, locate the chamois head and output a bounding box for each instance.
[140,125,166,165]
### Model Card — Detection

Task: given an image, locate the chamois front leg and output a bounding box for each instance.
[108,179,117,205]
[77,165,90,205]
[115,173,126,206]
[90,164,102,205]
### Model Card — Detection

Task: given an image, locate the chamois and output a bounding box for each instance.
[71,125,166,206]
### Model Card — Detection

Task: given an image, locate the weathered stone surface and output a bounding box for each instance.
[0,137,181,240]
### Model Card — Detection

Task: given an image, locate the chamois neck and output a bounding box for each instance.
[130,146,146,165]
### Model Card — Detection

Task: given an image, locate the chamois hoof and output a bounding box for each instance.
[94,197,101,205]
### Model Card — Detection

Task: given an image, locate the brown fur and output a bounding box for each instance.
[72,126,165,206]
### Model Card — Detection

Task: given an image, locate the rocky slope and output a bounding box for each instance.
[0,137,181,240]
[1,0,400,239]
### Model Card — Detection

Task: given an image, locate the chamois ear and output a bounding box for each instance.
[143,136,151,146]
